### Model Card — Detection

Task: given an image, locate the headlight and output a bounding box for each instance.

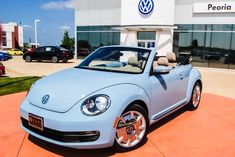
[81,95,111,116]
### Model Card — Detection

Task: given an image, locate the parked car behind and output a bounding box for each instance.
[23,46,74,63]
[224,52,235,64]
[0,62,6,76]
[78,48,89,56]
[0,51,13,61]
[8,49,24,55]
[22,48,31,54]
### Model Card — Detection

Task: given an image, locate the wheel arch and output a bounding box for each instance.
[125,100,149,117]
[196,79,202,91]
[96,83,151,121]
[186,68,202,101]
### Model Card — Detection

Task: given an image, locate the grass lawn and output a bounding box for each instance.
[0,76,41,96]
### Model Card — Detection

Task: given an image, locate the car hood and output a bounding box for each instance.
[27,68,144,113]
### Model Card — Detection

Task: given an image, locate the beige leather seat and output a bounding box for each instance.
[128,57,139,67]
[153,57,169,69]
[153,60,158,69]
[166,52,177,68]
[157,57,169,67]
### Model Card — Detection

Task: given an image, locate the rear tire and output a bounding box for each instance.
[25,56,32,62]
[51,56,59,63]
[113,104,148,152]
[187,82,202,111]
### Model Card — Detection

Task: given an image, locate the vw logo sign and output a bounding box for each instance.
[42,95,50,104]
[138,0,154,15]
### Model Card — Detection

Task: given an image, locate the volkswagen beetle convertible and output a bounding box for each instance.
[20,46,202,151]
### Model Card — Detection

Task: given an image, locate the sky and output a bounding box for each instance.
[0,0,74,46]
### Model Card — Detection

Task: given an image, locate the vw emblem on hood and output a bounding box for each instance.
[42,95,50,104]
[138,0,154,15]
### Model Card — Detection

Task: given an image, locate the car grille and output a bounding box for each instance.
[21,118,100,143]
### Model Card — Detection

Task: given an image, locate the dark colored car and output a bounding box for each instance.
[0,62,6,76]
[224,53,235,64]
[22,48,30,54]
[78,48,89,56]
[23,46,74,63]
[0,51,13,61]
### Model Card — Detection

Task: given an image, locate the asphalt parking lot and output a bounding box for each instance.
[2,56,81,77]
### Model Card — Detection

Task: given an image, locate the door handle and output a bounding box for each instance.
[180,74,184,80]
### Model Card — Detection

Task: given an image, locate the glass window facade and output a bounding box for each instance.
[174,24,235,69]
[137,31,156,40]
[77,26,120,57]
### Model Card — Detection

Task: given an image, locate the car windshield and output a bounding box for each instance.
[77,47,151,74]
[57,47,68,51]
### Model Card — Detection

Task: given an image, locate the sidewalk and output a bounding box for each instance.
[0,92,235,157]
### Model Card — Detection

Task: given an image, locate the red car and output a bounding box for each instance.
[0,62,6,76]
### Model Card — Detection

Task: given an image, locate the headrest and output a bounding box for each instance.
[166,52,176,63]
[128,57,139,66]
[157,57,169,66]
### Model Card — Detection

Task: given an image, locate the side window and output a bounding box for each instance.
[51,47,56,52]
[36,47,44,52]
[45,47,52,52]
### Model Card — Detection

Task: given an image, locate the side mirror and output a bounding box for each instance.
[153,66,171,74]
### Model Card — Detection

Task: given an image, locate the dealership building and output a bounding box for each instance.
[73,0,235,69]
[0,22,23,49]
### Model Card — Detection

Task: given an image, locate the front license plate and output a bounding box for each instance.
[28,114,44,131]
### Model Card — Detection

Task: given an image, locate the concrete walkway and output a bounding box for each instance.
[199,67,235,99]
[0,92,235,157]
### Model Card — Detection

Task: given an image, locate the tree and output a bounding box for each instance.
[23,42,30,48]
[61,30,74,50]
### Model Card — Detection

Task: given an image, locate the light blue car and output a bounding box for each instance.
[20,46,202,151]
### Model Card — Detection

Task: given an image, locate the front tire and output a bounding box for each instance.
[113,104,148,152]
[25,55,32,62]
[51,56,59,63]
[187,82,202,110]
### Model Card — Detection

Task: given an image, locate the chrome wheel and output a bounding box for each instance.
[25,56,31,62]
[115,110,146,148]
[51,56,58,63]
[187,82,202,110]
[192,85,201,108]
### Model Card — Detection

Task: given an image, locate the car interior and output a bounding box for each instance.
[152,52,191,70]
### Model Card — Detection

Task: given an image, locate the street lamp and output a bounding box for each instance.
[34,19,40,47]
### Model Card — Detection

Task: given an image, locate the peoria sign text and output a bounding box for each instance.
[194,2,235,13]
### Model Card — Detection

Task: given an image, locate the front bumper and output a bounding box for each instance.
[21,118,100,143]
[20,98,117,149]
